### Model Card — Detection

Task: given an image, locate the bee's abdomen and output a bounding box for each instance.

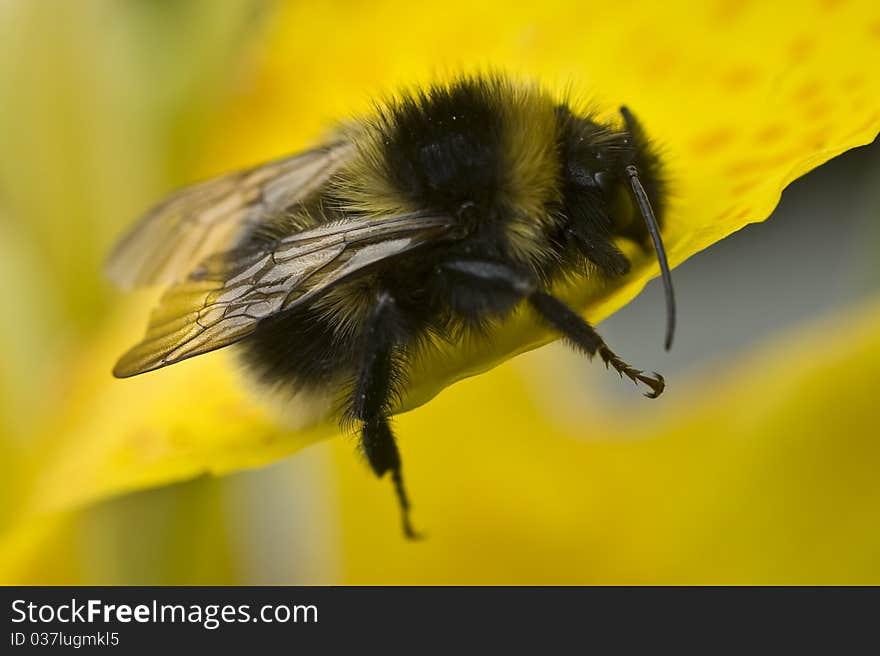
[237,303,357,396]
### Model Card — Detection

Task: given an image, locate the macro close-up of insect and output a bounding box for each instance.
[4,0,880,636]
[107,74,676,538]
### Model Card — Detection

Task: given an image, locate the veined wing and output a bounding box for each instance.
[105,139,355,289]
[113,212,458,377]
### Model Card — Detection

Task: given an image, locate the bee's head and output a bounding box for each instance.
[559,106,675,349]
[560,110,665,236]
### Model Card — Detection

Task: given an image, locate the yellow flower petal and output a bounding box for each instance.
[0,479,242,585]
[13,305,332,521]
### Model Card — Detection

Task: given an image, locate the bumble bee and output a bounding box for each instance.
[107,74,676,538]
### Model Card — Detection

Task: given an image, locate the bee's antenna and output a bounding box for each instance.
[624,165,676,350]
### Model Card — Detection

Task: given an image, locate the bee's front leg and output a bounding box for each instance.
[437,259,535,322]
[347,290,420,540]
[437,259,664,398]
[528,291,664,398]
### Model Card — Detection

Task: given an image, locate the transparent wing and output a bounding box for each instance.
[105,139,355,289]
[113,213,457,377]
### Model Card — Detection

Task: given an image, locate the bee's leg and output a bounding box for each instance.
[528,291,664,398]
[349,290,420,539]
[438,260,536,321]
[439,260,664,398]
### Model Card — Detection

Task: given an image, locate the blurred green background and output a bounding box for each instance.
[2,1,879,584]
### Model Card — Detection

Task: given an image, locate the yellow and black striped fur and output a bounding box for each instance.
[109,74,674,538]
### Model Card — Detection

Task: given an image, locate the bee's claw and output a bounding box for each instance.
[596,346,665,399]
[638,371,665,399]
[403,525,426,541]
[391,467,425,542]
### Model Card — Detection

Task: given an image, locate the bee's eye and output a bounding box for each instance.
[593,171,613,192]
[566,162,594,188]
[566,158,615,193]
[456,200,479,223]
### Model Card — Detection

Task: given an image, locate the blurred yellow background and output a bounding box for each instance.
[1,0,879,584]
